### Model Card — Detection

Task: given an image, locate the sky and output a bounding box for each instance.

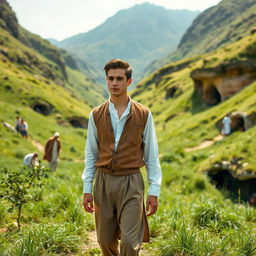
[7,0,221,41]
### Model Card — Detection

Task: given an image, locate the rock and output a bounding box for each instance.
[191,60,256,106]
[250,27,256,35]
[2,121,16,133]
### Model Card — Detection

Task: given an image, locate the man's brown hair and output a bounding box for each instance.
[104,59,132,79]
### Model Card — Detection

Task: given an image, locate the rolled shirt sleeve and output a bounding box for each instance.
[82,112,98,194]
[143,111,162,197]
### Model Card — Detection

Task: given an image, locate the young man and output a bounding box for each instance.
[43,132,61,171]
[82,59,162,256]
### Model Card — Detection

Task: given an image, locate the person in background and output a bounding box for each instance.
[43,132,61,171]
[82,59,162,256]
[20,119,28,139]
[15,116,21,133]
[23,152,39,168]
[221,114,232,136]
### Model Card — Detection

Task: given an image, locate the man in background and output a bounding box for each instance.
[43,132,61,171]
[221,114,232,136]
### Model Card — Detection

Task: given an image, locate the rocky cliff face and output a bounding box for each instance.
[147,0,256,75]
[0,0,19,38]
[191,61,256,105]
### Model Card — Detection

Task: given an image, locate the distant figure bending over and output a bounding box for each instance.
[82,59,162,256]
[43,132,61,171]
[221,114,232,136]
[23,152,39,168]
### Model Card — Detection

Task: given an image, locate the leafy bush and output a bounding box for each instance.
[0,165,51,231]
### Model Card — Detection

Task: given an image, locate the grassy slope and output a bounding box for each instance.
[134,33,256,255]
[0,28,97,164]
[0,31,256,256]
[133,34,256,173]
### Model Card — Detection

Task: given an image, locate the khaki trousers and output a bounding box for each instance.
[93,170,145,256]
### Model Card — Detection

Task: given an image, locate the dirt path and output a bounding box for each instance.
[185,134,223,152]
[83,230,148,255]
[28,137,44,152]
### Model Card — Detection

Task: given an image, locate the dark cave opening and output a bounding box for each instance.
[231,116,245,132]
[32,103,52,116]
[204,84,221,106]
[208,169,256,203]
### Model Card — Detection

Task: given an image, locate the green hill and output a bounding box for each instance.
[132,33,256,192]
[1,0,256,255]
[146,0,256,74]
[56,3,199,86]
[0,0,106,164]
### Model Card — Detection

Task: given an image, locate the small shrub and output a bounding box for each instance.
[160,223,197,256]
[193,201,220,228]
[193,201,242,231]
[70,146,76,152]
[161,155,177,163]
[15,149,27,159]
[0,165,51,231]
[194,177,206,191]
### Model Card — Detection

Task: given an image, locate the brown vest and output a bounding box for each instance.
[93,100,149,175]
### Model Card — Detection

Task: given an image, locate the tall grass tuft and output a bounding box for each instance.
[234,231,256,256]
[193,200,242,231]
[160,223,197,256]
[12,224,80,255]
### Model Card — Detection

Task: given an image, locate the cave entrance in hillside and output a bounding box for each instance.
[32,102,53,116]
[67,117,88,129]
[203,84,221,106]
[70,120,83,128]
[207,169,256,203]
[165,86,178,99]
[231,115,246,132]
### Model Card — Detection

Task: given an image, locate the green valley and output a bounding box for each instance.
[1,0,256,255]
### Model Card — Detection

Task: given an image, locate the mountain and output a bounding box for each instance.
[55,3,199,86]
[0,0,106,107]
[146,0,256,74]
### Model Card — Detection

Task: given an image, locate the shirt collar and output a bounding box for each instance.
[108,97,132,112]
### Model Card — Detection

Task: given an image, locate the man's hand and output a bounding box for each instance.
[83,193,94,213]
[146,195,158,216]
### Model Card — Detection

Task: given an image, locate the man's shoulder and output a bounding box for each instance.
[131,100,150,114]
[92,101,108,114]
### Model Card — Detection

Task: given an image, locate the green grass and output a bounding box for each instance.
[0,12,256,255]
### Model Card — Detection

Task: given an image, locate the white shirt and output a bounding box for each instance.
[222,116,231,135]
[23,153,38,167]
[52,140,58,162]
[82,100,162,197]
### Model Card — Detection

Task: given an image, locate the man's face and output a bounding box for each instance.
[106,69,132,97]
